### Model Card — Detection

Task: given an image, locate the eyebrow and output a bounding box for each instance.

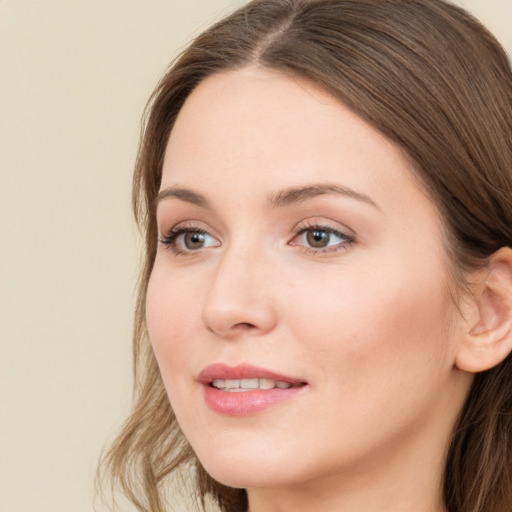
[153,187,211,210]
[269,184,380,210]
[154,183,380,211]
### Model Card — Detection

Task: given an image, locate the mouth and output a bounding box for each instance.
[198,363,308,415]
[210,378,301,392]
[199,362,307,389]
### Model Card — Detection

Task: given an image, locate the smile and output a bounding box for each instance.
[199,363,307,415]
[211,378,296,391]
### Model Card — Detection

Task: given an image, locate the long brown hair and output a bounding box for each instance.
[98,1,512,511]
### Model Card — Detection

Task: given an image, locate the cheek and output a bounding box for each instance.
[145,264,200,374]
[274,266,457,472]
[287,261,454,402]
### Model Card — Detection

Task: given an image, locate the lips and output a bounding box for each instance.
[198,363,307,415]
[198,363,305,384]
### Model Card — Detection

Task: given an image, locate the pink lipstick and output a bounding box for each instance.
[198,363,307,416]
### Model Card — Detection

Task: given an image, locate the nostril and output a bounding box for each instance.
[206,322,255,335]
[233,322,257,330]
[202,291,278,336]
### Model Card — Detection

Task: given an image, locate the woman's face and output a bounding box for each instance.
[147,68,472,495]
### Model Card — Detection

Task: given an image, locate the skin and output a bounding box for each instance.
[146,67,475,512]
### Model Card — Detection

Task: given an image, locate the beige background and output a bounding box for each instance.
[0,1,510,511]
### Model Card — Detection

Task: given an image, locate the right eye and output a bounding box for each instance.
[159,227,220,254]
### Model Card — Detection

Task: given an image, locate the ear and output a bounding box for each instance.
[455,247,512,373]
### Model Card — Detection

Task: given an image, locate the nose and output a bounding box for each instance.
[201,247,278,339]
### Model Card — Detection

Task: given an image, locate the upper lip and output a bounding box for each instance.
[198,363,306,385]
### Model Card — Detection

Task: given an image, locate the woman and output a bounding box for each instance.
[100,1,512,511]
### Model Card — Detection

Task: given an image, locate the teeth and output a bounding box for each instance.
[240,378,259,389]
[211,378,294,391]
[225,379,240,388]
[259,378,275,389]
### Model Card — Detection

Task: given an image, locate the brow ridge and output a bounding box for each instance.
[154,183,380,211]
[153,187,210,210]
[269,183,380,210]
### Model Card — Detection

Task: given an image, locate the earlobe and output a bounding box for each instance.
[455,247,512,373]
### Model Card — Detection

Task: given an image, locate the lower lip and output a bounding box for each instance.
[203,385,305,416]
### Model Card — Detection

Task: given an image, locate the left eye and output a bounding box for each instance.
[291,227,351,250]
[160,228,220,253]
[180,231,212,250]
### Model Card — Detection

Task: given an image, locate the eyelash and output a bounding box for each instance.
[158,223,354,256]
[159,226,214,256]
[290,222,354,254]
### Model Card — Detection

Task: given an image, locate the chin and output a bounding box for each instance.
[194,445,276,487]
[200,461,293,490]
[192,440,319,490]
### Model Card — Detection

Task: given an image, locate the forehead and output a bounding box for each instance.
[161,66,425,213]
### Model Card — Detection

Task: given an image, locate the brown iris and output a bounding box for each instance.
[184,231,206,250]
[306,229,330,248]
